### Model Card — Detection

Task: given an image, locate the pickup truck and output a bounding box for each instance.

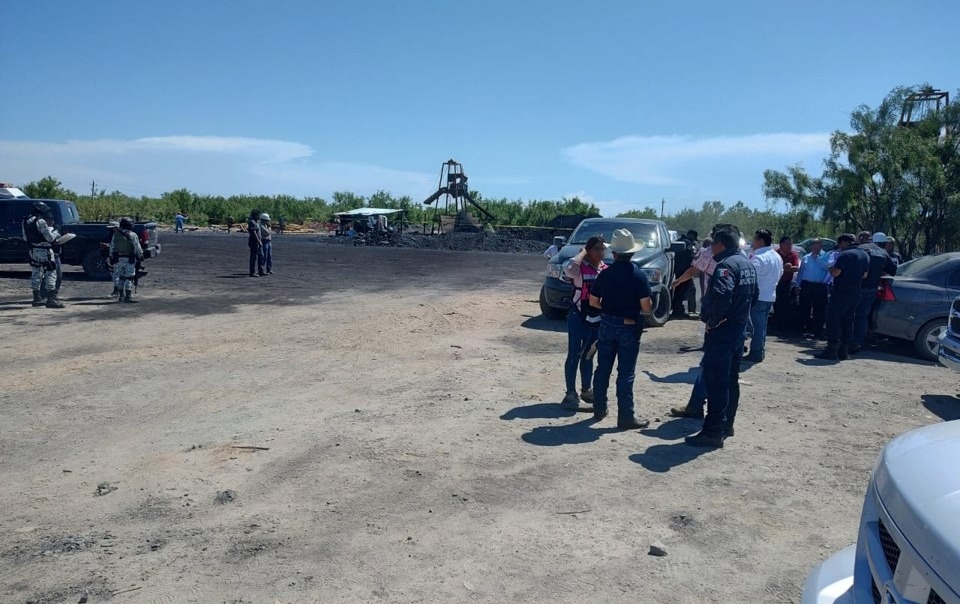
[801,421,960,604]
[0,197,160,280]
[539,217,685,327]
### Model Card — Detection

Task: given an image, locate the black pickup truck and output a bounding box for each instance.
[0,197,160,280]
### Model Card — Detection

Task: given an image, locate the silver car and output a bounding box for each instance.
[874,252,960,361]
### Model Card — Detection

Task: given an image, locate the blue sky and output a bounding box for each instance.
[2,0,956,215]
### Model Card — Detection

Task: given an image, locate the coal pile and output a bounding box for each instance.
[310,232,545,254]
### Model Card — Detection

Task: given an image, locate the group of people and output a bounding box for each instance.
[246,209,275,277]
[559,223,900,449]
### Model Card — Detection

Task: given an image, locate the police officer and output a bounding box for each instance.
[110,217,144,303]
[248,209,265,277]
[587,229,654,430]
[850,231,896,354]
[817,234,869,360]
[685,225,757,448]
[22,201,65,309]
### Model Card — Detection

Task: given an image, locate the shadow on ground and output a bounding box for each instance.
[520,418,618,447]
[643,367,698,385]
[921,394,960,421]
[500,402,576,421]
[629,443,713,473]
[520,315,566,333]
[642,418,697,441]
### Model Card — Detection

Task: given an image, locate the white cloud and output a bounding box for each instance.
[0,136,434,198]
[564,133,831,186]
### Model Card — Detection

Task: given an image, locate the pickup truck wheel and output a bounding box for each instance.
[81,250,112,281]
[645,286,672,328]
[539,286,567,320]
[913,319,947,362]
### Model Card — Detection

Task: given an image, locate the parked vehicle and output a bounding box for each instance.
[801,421,960,604]
[0,197,160,280]
[938,295,960,371]
[539,217,684,327]
[796,237,837,254]
[873,252,960,361]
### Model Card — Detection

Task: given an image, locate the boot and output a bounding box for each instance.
[816,344,839,360]
[685,431,724,448]
[617,417,651,430]
[111,287,120,297]
[123,291,135,303]
[579,388,594,404]
[31,291,44,307]
[837,345,850,361]
[560,392,580,410]
[669,405,704,419]
[45,292,64,309]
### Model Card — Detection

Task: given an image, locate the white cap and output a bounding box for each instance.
[260,213,271,221]
[872,232,888,243]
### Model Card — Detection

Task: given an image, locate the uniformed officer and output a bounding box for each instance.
[685,225,757,448]
[22,201,65,309]
[110,217,144,303]
[102,221,121,297]
[817,234,869,360]
[850,231,897,354]
[588,229,654,430]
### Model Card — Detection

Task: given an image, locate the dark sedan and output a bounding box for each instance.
[874,252,960,361]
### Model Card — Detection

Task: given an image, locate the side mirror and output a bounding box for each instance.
[669,241,687,254]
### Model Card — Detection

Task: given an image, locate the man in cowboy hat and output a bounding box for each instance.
[588,228,654,430]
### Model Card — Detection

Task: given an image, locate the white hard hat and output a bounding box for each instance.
[872,232,888,243]
[260,213,271,221]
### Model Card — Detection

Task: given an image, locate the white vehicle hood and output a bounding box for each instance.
[874,421,960,590]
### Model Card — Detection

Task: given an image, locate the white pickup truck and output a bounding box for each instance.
[801,421,959,603]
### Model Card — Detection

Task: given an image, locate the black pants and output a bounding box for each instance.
[798,281,828,337]
[773,280,794,330]
[249,244,265,275]
[672,281,691,314]
[825,287,859,349]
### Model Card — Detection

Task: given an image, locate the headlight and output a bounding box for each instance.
[547,263,563,280]
[640,268,662,284]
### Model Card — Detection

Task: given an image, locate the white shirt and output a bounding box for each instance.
[750,246,784,303]
[543,245,560,259]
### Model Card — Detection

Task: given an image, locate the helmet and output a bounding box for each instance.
[119,217,134,230]
[260,213,271,222]
[31,201,50,216]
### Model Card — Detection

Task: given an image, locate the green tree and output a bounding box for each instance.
[22,176,77,200]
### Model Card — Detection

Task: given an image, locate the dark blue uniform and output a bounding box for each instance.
[825,247,869,354]
[852,243,896,346]
[590,260,653,424]
[699,248,758,438]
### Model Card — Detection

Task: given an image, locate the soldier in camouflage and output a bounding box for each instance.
[110,217,144,303]
[22,201,64,308]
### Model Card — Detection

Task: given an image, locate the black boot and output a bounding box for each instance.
[111,286,120,297]
[685,431,724,448]
[45,292,64,309]
[31,290,44,307]
[837,345,850,361]
[123,291,135,303]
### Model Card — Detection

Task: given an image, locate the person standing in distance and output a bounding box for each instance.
[588,229,654,430]
[773,236,799,331]
[259,213,274,275]
[817,234,869,360]
[110,217,144,303]
[248,209,265,277]
[797,238,831,339]
[102,220,121,297]
[882,235,902,267]
[22,202,65,308]
[850,231,896,354]
[560,236,607,410]
[543,236,565,260]
[671,230,698,318]
[174,211,187,234]
[744,229,783,363]
[685,226,757,448]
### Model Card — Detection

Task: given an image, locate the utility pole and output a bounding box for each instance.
[90,180,97,198]
[660,198,665,220]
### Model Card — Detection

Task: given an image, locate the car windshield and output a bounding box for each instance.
[570,222,659,249]
[897,255,948,277]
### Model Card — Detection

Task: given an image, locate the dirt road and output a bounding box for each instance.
[1,233,956,604]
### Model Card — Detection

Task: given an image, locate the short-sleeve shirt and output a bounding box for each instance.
[832,248,869,289]
[590,260,652,322]
[777,248,800,284]
[693,247,716,277]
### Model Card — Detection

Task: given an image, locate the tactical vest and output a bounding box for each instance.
[113,231,135,256]
[23,216,45,246]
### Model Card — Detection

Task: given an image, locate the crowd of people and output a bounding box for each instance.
[558,224,900,448]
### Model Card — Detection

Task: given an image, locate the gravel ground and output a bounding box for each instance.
[0,233,956,604]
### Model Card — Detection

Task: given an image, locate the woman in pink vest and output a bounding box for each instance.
[561,236,607,410]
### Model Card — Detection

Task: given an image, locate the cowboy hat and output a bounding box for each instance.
[609,228,643,254]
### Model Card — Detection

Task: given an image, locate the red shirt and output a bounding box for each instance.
[777,248,800,284]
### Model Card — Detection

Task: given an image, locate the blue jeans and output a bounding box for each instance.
[593,317,641,422]
[702,326,745,437]
[263,241,273,272]
[249,244,264,275]
[687,366,707,414]
[565,309,598,394]
[748,300,773,357]
[852,287,875,345]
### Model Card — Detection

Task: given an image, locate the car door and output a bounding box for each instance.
[0,200,30,262]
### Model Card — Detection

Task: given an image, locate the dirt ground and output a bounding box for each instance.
[1,233,957,604]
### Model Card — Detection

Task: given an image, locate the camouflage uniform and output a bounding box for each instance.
[23,214,61,306]
[110,227,144,301]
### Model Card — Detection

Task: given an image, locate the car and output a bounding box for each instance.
[795,237,837,254]
[873,252,960,361]
[800,421,960,604]
[539,217,684,327]
[938,295,960,371]
[0,197,160,280]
